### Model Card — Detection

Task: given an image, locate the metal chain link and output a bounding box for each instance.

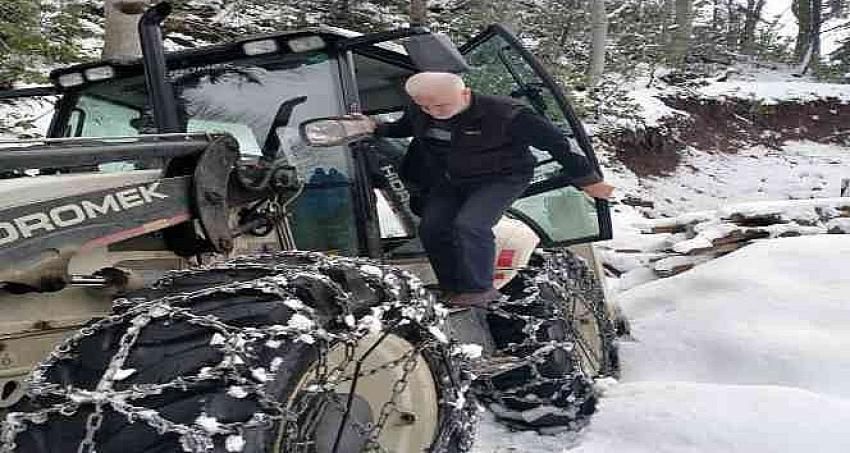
[77,404,104,453]
[366,341,422,450]
[1,251,470,453]
[471,249,618,421]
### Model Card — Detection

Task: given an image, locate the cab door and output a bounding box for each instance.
[459,25,612,246]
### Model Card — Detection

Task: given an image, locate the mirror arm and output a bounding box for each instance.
[260,96,308,162]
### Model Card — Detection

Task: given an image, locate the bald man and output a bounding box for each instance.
[367,72,614,307]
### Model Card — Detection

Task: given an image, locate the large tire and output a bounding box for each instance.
[2,252,477,452]
[475,249,619,430]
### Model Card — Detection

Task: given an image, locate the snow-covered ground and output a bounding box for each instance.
[605,140,848,218]
[475,234,850,452]
[475,66,850,452]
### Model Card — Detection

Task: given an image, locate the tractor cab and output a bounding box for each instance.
[5,19,611,265]
[0,8,620,438]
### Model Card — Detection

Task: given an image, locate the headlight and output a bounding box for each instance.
[242,39,279,56]
[57,72,85,88]
[288,36,325,53]
[84,66,115,82]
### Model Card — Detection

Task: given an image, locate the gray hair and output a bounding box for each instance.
[404,72,466,97]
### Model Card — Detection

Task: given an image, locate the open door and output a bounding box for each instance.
[459,25,613,246]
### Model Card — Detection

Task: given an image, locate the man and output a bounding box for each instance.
[367,72,614,307]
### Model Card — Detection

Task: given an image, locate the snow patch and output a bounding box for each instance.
[194,414,222,434]
[225,434,246,452]
[287,313,314,331]
[458,344,483,359]
[251,367,270,383]
[111,368,136,382]
[227,386,248,399]
[209,332,226,346]
[428,326,449,344]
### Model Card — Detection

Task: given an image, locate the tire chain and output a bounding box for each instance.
[472,250,618,428]
[0,251,476,452]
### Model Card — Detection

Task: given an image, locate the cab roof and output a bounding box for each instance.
[49,26,413,91]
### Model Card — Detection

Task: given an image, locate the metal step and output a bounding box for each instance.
[444,306,496,356]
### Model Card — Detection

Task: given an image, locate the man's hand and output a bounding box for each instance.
[581,181,615,200]
[345,114,377,133]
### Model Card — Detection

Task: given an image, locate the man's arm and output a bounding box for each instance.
[510,108,602,186]
[510,108,614,199]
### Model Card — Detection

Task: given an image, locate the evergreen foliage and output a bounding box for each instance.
[0,1,847,99]
[0,0,90,86]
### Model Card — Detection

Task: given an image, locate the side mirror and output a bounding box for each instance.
[299,116,374,147]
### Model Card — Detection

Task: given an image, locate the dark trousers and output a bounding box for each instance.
[419,174,532,292]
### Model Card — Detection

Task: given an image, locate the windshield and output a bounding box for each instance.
[62,52,341,158]
[57,51,360,255]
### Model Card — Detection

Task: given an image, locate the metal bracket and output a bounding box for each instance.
[193,135,240,253]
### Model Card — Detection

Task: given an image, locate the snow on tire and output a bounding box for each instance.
[2,251,477,452]
[476,249,619,430]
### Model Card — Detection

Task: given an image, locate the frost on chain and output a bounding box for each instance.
[283,297,306,310]
[194,414,222,434]
[111,368,137,381]
[358,315,383,334]
[270,357,284,372]
[457,344,483,359]
[210,332,227,346]
[428,326,449,344]
[2,250,476,450]
[226,434,246,452]
[359,264,383,277]
[227,386,249,399]
[344,314,356,327]
[251,367,270,382]
[296,333,315,344]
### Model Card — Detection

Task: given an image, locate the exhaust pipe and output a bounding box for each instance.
[139,2,180,134]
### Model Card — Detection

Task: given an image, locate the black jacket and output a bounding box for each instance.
[375,93,601,187]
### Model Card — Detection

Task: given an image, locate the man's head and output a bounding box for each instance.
[404,72,471,120]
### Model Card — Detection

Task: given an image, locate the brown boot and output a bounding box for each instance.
[423,284,457,300]
[447,288,502,308]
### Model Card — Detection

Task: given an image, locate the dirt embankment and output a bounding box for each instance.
[602,97,850,177]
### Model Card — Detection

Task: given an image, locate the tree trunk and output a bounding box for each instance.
[712,0,721,32]
[102,0,150,62]
[725,0,739,51]
[812,0,823,62]
[410,0,427,26]
[793,0,813,59]
[795,0,823,72]
[332,0,350,24]
[668,0,694,67]
[500,2,522,33]
[587,0,608,86]
[661,0,675,48]
[740,0,766,55]
[829,0,845,17]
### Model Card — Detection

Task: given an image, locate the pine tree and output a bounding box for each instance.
[0,0,88,86]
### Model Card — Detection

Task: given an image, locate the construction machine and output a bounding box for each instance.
[0,3,618,451]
